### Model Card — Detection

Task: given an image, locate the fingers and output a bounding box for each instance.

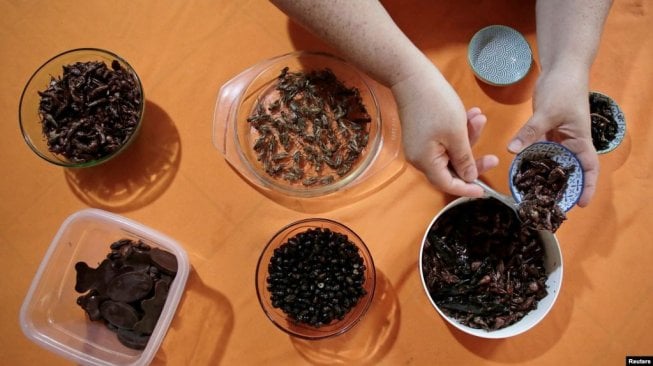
[444,133,478,183]
[566,140,599,207]
[424,157,484,197]
[476,154,499,175]
[508,113,545,153]
[467,107,487,146]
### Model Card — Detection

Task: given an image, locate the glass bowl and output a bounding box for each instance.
[255,218,376,340]
[213,51,384,197]
[509,141,584,212]
[20,209,189,366]
[19,48,145,168]
[419,197,563,339]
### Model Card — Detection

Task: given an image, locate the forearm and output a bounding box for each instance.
[270,0,434,87]
[536,0,613,74]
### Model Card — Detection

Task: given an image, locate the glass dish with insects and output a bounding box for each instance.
[213,52,393,198]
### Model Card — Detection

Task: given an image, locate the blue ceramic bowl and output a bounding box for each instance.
[468,25,532,86]
[590,91,626,154]
[509,142,584,212]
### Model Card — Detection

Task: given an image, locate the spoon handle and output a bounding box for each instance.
[473,179,517,207]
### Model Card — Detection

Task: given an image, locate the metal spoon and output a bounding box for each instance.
[472,179,521,217]
[448,167,522,220]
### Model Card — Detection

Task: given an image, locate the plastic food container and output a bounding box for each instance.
[20,209,189,366]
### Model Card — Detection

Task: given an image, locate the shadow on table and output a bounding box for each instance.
[152,267,234,365]
[64,101,181,212]
[448,290,573,363]
[290,271,400,365]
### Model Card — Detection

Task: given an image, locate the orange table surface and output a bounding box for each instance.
[1,1,652,365]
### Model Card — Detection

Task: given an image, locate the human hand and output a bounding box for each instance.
[391,67,499,197]
[508,67,599,207]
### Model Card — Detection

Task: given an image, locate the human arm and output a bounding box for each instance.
[270,0,498,197]
[509,0,613,207]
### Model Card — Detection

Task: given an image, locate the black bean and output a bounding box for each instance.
[267,227,366,327]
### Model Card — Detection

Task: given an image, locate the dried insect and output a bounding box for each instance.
[37,60,141,163]
[513,156,574,232]
[246,67,372,187]
[422,199,548,331]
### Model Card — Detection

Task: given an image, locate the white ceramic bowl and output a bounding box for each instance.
[20,209,189,366]
[419,197,563,339]
[468,25,532,86]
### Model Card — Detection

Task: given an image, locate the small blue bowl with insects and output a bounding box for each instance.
[509,142,584,232]
[19,48,144,168]
[213,52,384,198]
[590,91,626,154]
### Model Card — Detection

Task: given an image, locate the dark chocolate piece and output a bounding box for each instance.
[149,247,178,275]
[100,300,140,329]
[107,272,153,303]
[117,329,150,350]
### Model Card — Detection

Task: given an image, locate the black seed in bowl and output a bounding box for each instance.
[266,227,367,328]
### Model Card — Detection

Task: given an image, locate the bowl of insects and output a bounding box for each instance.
[255,218,376,339]
[589,91,626,154]
[419,197,563,339]
[19,48,144,168]
[213,51,383,197]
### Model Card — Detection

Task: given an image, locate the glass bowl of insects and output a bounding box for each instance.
[419,197,563,339]
[213,51,382,197]
[19,48,145,168]
[255,218,376,340]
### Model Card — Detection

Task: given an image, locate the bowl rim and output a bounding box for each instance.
[18,47,145,168]
[19,208,189,366]
[467,24,533,86]
[418,196,564,339]
[508,141,585,212]
[255,217,376,340]
[231,51,384,198]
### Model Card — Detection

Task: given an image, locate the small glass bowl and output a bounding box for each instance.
[419,197,563,339]
[213,51,383,197]
[255,218,376,340]
[20,208,189,366]
[509,141,584,212]
[19,48,145,168]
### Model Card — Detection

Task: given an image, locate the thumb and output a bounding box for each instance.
[508,113,546,153]
[443,133,478,182]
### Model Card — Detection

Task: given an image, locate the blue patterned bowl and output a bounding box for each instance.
[590,91,626,154]
[509,142,584,212]
[468,25,532,86]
